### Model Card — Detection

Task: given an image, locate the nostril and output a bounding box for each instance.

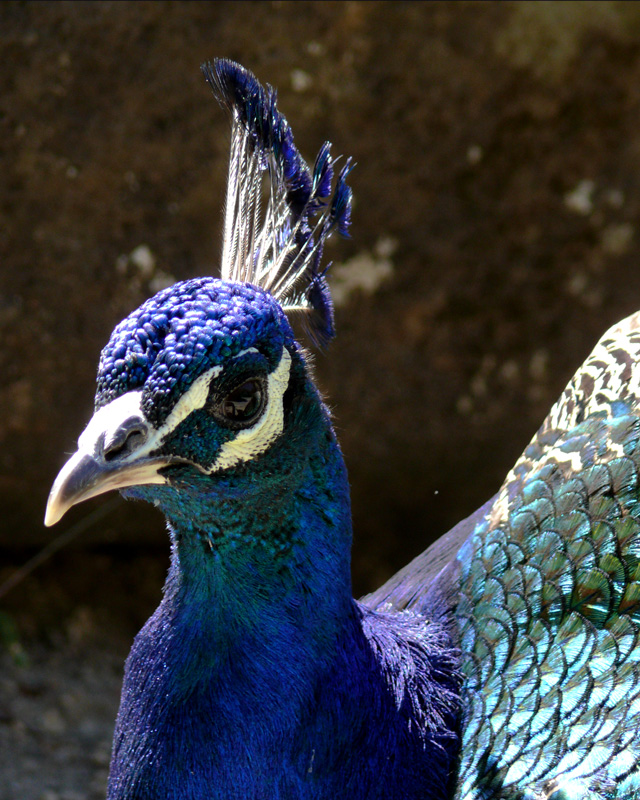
[103,419,148,462]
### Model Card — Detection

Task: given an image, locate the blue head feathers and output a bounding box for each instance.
[92,279,299,480]
[95,279,291,427]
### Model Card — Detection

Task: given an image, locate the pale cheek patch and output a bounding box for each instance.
[210,348,292,472]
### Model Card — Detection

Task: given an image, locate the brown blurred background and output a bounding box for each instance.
[3,2,640,795]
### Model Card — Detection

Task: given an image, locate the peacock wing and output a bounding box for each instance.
[370,311,640,799]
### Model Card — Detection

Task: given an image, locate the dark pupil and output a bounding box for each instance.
[222,379,262,421]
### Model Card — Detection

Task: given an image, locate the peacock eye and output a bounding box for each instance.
[218,377,266,427]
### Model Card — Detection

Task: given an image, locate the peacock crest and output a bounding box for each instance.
[201,58,353,347]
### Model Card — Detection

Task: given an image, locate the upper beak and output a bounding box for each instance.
[44,393,169,527]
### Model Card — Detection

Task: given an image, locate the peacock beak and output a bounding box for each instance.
[44,448,168,527]
[44,393,169,527]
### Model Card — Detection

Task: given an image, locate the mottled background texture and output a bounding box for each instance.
[3,2,640,797]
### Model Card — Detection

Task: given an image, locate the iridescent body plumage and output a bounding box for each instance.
[455,316,640,800]
[45,60,640,799]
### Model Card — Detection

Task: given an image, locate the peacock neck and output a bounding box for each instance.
[163,413,353,655]
[117,400,356,707]
[109,402,460,799]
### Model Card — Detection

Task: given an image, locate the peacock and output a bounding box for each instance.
[45,59,640,800]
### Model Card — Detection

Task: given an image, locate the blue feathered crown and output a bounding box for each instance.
[201,58,353,347]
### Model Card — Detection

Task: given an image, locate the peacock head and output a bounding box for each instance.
[45,58,352,529]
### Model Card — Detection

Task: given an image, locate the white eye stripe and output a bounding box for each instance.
[208,347,292,472]
[156,365,222,441]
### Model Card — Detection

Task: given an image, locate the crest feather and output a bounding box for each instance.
[201,58,353,347]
